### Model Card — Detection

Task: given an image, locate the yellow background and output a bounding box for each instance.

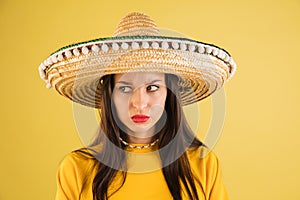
[1,0,300,199]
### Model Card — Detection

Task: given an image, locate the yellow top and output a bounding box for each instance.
[55,146,229,200]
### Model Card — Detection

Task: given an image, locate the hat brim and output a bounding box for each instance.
[39,36,236,108]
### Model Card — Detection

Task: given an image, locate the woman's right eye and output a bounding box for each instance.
[119,86,132,93]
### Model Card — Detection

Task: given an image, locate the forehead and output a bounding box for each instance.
[114,72,165,84]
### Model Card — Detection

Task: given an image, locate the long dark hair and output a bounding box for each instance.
[76,74,205,200]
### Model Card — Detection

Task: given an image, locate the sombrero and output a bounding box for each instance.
[38,12,236,108]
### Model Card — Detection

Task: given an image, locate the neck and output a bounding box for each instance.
[126,127,156,144]
[127,134,153,144]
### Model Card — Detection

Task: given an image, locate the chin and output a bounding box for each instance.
[128,124,156,135]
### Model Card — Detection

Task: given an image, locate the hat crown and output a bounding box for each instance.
[113,12,160,37]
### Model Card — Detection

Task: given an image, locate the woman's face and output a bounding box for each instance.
[112,72,167,138]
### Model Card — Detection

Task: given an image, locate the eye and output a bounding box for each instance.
[119,86,132,93]
[146,85,159,92]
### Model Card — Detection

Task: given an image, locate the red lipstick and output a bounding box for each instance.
[131,114,150,123]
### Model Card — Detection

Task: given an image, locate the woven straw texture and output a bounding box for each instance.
[39,12,236,108]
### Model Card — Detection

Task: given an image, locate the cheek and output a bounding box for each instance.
[148,92,167,123]
[150,90,167,110]
[113,95,129,117]
[156,89,167,106]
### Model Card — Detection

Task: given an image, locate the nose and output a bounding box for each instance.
[130,87,148,110]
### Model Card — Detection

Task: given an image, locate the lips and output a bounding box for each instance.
[131,114,150,123]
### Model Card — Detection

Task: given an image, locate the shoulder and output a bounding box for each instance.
[58,148,97,171]
[57,148,98,184]
[55,149,97,199]
[187,146,221,183]
[187,146,222,177]
[187,145,219,165]
[187,146,229,198]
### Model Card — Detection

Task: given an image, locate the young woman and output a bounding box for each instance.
[38,12,236,200]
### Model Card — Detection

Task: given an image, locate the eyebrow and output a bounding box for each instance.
[116,79,163,85]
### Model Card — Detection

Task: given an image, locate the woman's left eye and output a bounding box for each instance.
[146,85,159,92]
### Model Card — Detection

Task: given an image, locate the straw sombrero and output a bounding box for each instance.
[38,12,236,108]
